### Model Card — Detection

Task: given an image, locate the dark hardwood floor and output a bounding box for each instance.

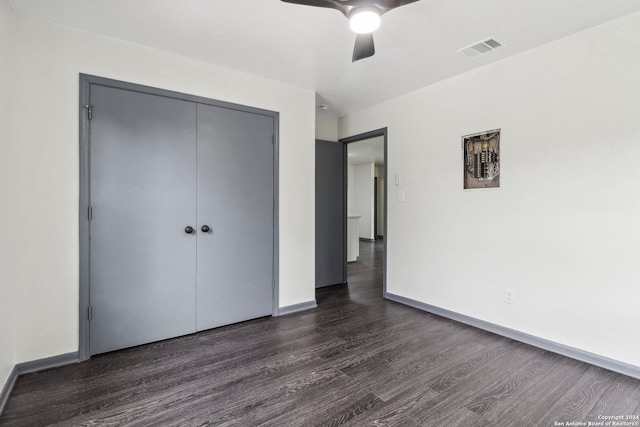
[2,241,639,426]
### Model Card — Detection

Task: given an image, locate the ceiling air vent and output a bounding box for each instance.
[457,37,505,58]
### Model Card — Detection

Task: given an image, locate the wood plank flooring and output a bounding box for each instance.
[2,241,639,426]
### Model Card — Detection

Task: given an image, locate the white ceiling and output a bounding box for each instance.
[9,0,640,116]
[348,136,384,166]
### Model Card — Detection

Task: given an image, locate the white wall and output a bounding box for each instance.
[0,0,16,390]
[347,164,355,216]
[354,164,375,240]
[9,15,315,364]
[316,114,338,142]
[340,11,640,367]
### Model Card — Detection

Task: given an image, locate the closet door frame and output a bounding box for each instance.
[78,74,280,361]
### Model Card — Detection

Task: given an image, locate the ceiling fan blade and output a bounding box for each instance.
[280,0,347,15]
[352,33,375,62]
[384,0,421,9]
[309,0,421,13]
[282,0,420,62]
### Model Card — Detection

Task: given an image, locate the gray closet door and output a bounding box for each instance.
[315,140,346,288]
[196,104,274,331]
[89,86,197,355]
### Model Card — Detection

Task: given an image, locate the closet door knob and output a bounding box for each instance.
[184,226,194,234]
[201,225,210,233]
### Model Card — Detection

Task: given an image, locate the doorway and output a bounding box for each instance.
[342,128,387,296]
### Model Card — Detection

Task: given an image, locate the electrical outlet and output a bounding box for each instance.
[504,289,515,304]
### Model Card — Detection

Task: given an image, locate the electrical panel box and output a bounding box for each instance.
[463,129,500,189]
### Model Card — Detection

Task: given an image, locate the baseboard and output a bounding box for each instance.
[386,292,640,380]
[277,300,317,316]
[16,352,79,376]
[316,282,347,289]
[0,366,18,416]
[0,352,80,417]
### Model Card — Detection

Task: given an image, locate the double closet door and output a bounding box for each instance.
[89,84,274,356]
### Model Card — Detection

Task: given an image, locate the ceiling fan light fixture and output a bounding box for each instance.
[349,8,381,34]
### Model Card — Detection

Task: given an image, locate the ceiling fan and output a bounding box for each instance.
[281,0,421,62]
